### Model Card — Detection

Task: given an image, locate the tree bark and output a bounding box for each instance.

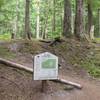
[52,0,56,33]
[25,0,31,40]
[63,0,72,37]
[98,9,100,37]
[74,0,85,39]
[87,0,93,36]
[11,0,19,39]
[42,1,49,39]
[36,0,40,39]
[43,17,48,39]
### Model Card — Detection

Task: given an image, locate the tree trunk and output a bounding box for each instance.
[43,18,48,39]
[98,9,100,37]
[25,0,31,40]
[36,0,40,39]
[52,0,56,33]
[87,0,93,36]
[63,0,72,37]
[11,0,19,39]
[15,0,19,38]
[74,0,85,39]
[42,0,49,39]
[60,2,63,35]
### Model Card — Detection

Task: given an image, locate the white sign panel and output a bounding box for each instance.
[34,52,58,80]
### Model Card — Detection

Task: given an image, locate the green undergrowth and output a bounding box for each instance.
[93,38,100,43]
[54,39,100,78]
[81,54,100,78]
[0,33,11,40]
[81,62,100,78]
[69,49,100,78]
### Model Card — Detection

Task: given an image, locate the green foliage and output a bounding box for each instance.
[80,43,100,78]
[0,33,11,40]
[48,31,61,39]
[56,40,100,78]
[81,58,100,78]
[94,38,100,43]
[0,0,100,39]
[0,0,6,8]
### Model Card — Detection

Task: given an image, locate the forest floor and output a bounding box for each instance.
[0,38,100,100]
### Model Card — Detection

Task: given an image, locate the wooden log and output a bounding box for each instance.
[48,37,65,46]
[0,58,82,89]
[0,58,33,73]
[39,39,52,43]
[53,78,82,89]
[41,80,48,93]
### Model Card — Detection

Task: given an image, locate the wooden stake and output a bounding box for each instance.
[41,80,48,93]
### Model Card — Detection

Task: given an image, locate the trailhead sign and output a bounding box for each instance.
[34,52,58,80]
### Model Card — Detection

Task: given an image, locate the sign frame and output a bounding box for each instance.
[34,52,58,80]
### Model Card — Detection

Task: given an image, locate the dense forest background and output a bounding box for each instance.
[0,0,100,40]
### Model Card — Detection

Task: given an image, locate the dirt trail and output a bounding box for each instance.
[58,75,100,100]
[0,63,100,100]
[32,75,100,100]
[3,46,99,100]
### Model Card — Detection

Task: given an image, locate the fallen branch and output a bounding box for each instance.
[0,58,82,89]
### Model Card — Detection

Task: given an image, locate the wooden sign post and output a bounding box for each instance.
[41,80,48,92]
[34,52,58,93]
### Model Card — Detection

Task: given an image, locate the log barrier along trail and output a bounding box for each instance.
[0,57,82,89]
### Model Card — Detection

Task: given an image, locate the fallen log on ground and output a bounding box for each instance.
[53,78,82,89]
[0,58,82,89]
[39,37,65,46]
[39,39,52,43]
[0,58,33,73]
[48,37,65,46]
